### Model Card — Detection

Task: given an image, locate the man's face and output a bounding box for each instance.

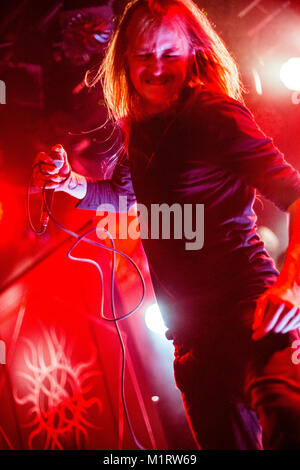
[127,19,191,115]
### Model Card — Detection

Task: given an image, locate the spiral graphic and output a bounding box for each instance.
[13,327,103,449]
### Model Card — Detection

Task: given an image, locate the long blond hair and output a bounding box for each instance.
[86,0,244,124]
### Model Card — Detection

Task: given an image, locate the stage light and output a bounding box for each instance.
[145,304,167,336]
[280,58,300,91]
[252,68,262,95]
[151,396,160,403]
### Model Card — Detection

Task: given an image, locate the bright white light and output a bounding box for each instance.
[151,396,160,403]
[280,58,300,91]
[252,68,262,95]
[145,304,167,335]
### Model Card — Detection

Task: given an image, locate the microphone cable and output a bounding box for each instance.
[27,179,147,450]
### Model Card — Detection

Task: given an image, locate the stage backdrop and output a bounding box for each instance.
[0,210,196,450]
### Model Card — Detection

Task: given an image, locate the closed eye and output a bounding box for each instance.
[163,54,181,59]
[136,53,152,60]
[135,52,182,60]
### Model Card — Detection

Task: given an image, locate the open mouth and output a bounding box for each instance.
[145,78,169,85]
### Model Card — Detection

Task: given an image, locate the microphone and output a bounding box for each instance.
[39,188,55,234]
[38,153,65,234]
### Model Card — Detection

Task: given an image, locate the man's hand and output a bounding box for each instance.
[33,144,71,191]
[252,281,300,341]
[33,144,87,199]
[253,197,300,341]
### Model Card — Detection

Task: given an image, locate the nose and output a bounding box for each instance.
[148,57,165,76]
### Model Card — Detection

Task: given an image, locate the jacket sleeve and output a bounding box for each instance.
[208,97,300,212]
[76,157,136,212]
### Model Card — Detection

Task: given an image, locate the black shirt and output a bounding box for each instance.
[77,86,300,332]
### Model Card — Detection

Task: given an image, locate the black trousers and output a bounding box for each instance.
[171,300,300,450]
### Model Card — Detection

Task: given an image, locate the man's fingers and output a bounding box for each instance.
[263,303,285,333]
[51,143,65,155]
[252,303,284,340]
[252,298,281,331]
[39,162,60,175]
[252,303,300,340]
[35,151,55,164]
[36,147,67,170]
[33,178,58,190]
[274,306,298,333]
[32,169,63,189]
[50,145,67,163]
[281,310,300,333]
[289,319,300,332]
[33,145,70,191]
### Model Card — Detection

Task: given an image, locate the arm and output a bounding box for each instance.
[252,197,300,340]
[60,171,87,200]
[33,145,87,199]
[198,95,300,339]
[60,162,136,212]
[75,157,136,212]
[33,144,136,212]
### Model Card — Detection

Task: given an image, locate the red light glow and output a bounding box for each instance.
[13,328,103,450]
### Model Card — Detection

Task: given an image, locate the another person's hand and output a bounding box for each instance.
[252,280,300,340]
[33,144,71,191]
